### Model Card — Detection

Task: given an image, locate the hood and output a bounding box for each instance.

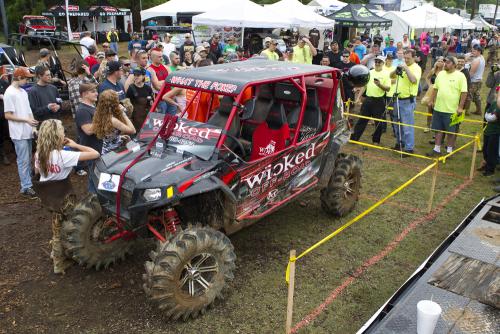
[98,142,218,190]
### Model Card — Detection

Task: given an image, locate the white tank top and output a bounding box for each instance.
[470,56,485,83]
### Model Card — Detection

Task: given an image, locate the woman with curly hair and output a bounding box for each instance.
[92,90,136,154]
[35,119,100,274]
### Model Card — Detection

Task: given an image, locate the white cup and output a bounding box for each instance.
[417,300,442,334]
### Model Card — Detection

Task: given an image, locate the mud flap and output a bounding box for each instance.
[318,120,351,188]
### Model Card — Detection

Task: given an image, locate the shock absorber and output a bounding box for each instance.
[163,208,181,235]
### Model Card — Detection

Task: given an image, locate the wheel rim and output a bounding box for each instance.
[343,172,360,199]
[91,218,119,243]
[179,253,219,297]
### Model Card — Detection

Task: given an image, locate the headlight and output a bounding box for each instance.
[27,30,35,36]
[143,188,162,202]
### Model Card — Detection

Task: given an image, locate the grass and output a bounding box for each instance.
[14,43,497,333]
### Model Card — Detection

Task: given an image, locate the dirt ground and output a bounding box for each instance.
[0,43,496,333]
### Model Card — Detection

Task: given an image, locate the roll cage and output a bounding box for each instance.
[150,61,342,162]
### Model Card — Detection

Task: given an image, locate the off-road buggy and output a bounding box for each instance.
[7,34,91,101]
[62,59,362,320]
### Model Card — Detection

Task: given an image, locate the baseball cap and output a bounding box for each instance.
[96,51,105,59]
[39,48,50,57]
[185,33,192,38]
[196,46,207,54]
[152,34,159,40]
[13,67,34,78]
[375,55,385,62]
[132,67,146,76]
[105,60,122,74]
[264,37,272,43]
[105,49,117,57]
[389,38,394,42]
[79,83,97,95]
[165,33,172,37]
[202,41,210,48]
[445,56,457,65]
[473,44,483,52]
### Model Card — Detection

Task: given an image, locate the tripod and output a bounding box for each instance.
[383,73,404,157]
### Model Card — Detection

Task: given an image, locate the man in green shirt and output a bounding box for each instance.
[390,49,422,154]
[260,39,280,61]
[292,36,317,64]
[223,35,238,55]
[427,56,468,156]
[351,56,391,145]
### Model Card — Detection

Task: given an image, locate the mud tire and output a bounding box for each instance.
[143,225,236,320]
[320,154,362,217]
[62,194,132,270]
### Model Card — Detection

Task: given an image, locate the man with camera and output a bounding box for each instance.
[351,55,391,145]
[390,49,422,155]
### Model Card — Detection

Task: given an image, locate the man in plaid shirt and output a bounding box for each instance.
[68,59,97,117]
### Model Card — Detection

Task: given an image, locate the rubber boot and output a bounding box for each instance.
[51,213,73,274]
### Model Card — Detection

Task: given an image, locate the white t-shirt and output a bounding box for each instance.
[80,37,96,58]
[35,150,80,182]
[3,85,34,140]
[161,42,176,59]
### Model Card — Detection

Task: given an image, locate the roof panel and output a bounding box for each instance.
[165,60,335,95]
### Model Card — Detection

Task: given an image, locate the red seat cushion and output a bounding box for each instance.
[250,122,289,161]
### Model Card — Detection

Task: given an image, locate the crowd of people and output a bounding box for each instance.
[1,27,500,273]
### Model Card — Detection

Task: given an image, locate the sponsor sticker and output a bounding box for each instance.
[98,173,120,192]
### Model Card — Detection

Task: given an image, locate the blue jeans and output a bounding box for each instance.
[12,139,33,192]
[156,101,177,115]
[393,99,416,151]
[110,42,118,54]
[87,160,97,194]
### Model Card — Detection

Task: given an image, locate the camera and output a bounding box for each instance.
[395,65,404,77]
[492,64,499,73]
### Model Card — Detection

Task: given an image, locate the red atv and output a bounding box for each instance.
[62,59,362,320]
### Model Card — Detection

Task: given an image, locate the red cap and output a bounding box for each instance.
[13,67,34,78]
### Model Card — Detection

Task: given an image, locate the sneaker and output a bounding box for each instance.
[426,150,441,157]
[402,150,414,158]
[483,170,495,177]
[76,169,87,176]
[393,144,402,151]
[21,187,38,199]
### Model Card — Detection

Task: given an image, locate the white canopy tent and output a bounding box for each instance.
[192,0,293,28]
[470,15,497,31]
[449,14,476,30]
[383,4,457,39]
[265,0,335,29]
[307,0,347,11]
[140,0,231,22]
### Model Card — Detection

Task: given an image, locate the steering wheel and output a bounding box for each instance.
[223,133,247,159]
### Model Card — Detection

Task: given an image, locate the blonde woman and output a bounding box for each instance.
[34,119,100,274]
[422,57,445,132]
[92,90,136,154]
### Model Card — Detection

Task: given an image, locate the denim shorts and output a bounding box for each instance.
[431,110,457,133]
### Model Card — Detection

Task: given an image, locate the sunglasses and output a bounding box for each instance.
[342,55,349,57]
[123,63,131,66]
